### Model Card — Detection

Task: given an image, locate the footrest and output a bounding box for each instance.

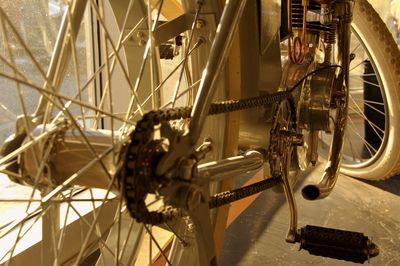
[296,225,379,263]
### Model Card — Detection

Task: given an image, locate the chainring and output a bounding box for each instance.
[268,98,298,178]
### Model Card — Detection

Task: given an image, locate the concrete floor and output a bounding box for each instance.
[220,163,400,266]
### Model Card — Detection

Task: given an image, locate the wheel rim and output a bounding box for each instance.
[340,26,389,170]
[0,1,225,265]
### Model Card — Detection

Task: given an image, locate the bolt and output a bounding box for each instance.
[187,222,195,233]
[137,31,145,38]
[320,5,332,25]
[138,39,146,46]
[196,19,206,29]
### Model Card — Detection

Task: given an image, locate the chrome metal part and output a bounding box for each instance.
[120,91,294,225]
[268,100,297,178]
[302,82,348,200]
[296,129,312,170]
[34,0,88,118]
[187,195,217,266]
[240,0,283,97]
[289,0,338,65]
[310,130,319,165]
[237,0,283,151]
[197,150,265,183]
[268,99,299,243]
[156,0,248,176]
[123,28,148,47]
[298,65,337,132]
[154,13,196,45]
[335,0,354,86]
[260,33,283,93]
[168,217,199,265]
[277,60,311,170]
[152,13,216,47]
[189,0,248,145]
[22,124,120,190]
[301,1,352,200]
[281,160,298,243]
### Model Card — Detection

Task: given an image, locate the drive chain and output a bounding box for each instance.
[122,91,292,224]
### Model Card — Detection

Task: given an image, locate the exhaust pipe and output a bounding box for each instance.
[302,0,352,200]
[302,162,339,200]
[302,86,348,200]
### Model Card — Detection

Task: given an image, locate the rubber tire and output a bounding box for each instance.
[340,0,400,180]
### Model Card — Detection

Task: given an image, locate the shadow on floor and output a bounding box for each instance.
[362,174,400,196]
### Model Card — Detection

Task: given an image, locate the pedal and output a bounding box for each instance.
[295,225,379,263]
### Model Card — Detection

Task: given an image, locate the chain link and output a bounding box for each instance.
[122,91,292,224]
[209,177,281,209]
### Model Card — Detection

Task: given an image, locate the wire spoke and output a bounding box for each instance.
[57,190,74,256]
[350,75,381,88]
[350,97,385,106]
[345,133,362,162]
[115,184,124,266]
[0,207,42,263]
[358,73,377,77]
[66,4,86,128]
[349,96,385,136]
[149,225,153,266]
[0,15,41,170]
[132,42,203,118]
[349,60,364,72]
[0,0,210,265]
[165,222,188,246]
[88,0,146,123]
[348,105,384,140]
[171,4,202,107]
[60,192,118,257]
[73,167,119,264]
[350,42,361,55]
[144,224,172,266]
[347,116,378,156]
[363,101,385,116]
[118,219,136,263]
[0,71,133,125]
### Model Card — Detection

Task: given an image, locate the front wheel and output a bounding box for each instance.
[339,0,400,180]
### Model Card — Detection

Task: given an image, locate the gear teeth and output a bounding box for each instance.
[120,92,294,224]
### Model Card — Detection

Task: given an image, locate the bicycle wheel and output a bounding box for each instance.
[338,0,400,180]
[0,1,231,265]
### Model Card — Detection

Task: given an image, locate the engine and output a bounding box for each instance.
[287,0,338,64]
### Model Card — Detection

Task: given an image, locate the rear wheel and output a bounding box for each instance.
[0,1,231,265]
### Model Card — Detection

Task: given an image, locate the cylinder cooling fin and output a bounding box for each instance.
[290,0,337,44]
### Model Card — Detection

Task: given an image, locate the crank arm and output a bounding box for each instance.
[280,163,299,243]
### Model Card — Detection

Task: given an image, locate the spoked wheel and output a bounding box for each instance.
[339,0,400,180]
[0,1,231,265]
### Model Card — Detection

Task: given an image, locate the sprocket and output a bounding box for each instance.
[268,98,302,179]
